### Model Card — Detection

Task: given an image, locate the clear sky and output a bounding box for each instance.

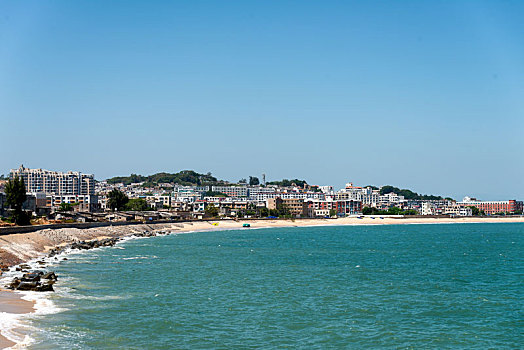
[1,1,523,200]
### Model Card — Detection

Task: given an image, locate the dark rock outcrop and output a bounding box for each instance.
[5,270,58,292]
[42,271,57,280]
[16,281,39,291]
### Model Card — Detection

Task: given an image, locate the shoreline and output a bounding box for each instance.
[0,290,35,349]
[0,216,523,349]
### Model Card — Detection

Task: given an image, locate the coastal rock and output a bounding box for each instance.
[17,281,39,290]
[42,271,57,280]
[48,247,64,258]
[6,278,21,289]
[21,272,42,282]
[34,283,54,292]
[7,270,58,291]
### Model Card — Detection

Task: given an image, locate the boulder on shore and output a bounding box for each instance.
[5,270,58,292]
[42,271,57,280]
[17,281,39,291]
[21,271,42,282]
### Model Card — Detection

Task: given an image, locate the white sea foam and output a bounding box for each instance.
[19,291,64,316]
[0,311,33,349]
[121,255,158,260]
[0,290,63,350]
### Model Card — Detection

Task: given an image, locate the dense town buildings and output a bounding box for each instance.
[2,166,522,222]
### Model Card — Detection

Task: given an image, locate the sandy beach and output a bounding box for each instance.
[0,216,523,348]
[0,290,34,349]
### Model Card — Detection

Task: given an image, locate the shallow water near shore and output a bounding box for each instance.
[21,223,523,349]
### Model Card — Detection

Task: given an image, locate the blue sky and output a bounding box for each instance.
[1,1,523,200]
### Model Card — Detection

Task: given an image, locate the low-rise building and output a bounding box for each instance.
[458,197,523,215]
[51,194,100,212]
[335,199,362,216]
[306,198,336,217]
[267,198,308,217]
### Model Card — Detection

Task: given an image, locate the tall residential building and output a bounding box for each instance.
[10,165,95,196]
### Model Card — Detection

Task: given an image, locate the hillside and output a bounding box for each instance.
[378,185,450,201]
[106,170,220,186]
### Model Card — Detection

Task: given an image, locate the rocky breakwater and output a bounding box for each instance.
[4,230,167,292]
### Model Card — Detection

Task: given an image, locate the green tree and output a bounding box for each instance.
[259,207,269,217]
[5,176,30,225]
[387,207,404,215]
[468,206,480,216]
[125,198,150,211]
[59,203,74,212]
[249,176,260,186]
[204,191,228,197]
[107,189,129,211]
[269,209,279,217]
[276,204,291,217]
[267,179,308,187]
[329,209,337,217]
[362,207,372,215]
[380,185,443,200]
[205,204,219,217]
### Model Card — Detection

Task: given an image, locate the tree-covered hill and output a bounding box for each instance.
[106,170,219,186]
[266,179,308,187]
[379,185,449,201]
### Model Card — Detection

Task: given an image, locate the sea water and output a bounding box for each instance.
[25,223,523,349]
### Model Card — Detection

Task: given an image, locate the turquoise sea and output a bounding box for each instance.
[27,223,523,349]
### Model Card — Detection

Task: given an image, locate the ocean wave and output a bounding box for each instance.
[0,311,33,349]
[121,256,158,260]
[19,291,65,316]
[0,291,63,350]
[60,294,128,301]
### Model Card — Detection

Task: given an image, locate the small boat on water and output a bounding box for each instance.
[243,223,251,228]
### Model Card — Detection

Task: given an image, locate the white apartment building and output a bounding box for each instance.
[145,195,171,208]
[247,187,276,198]
[52,194,99,212]
[252,191,325,201]
[318,186,334,195]
[211,186,248,197]
[11,165,95,195]
[379,192,405,205]
[336,183,379,207]
[442,203,472,217]
[172,186,207,202]
[421,202,438,215]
